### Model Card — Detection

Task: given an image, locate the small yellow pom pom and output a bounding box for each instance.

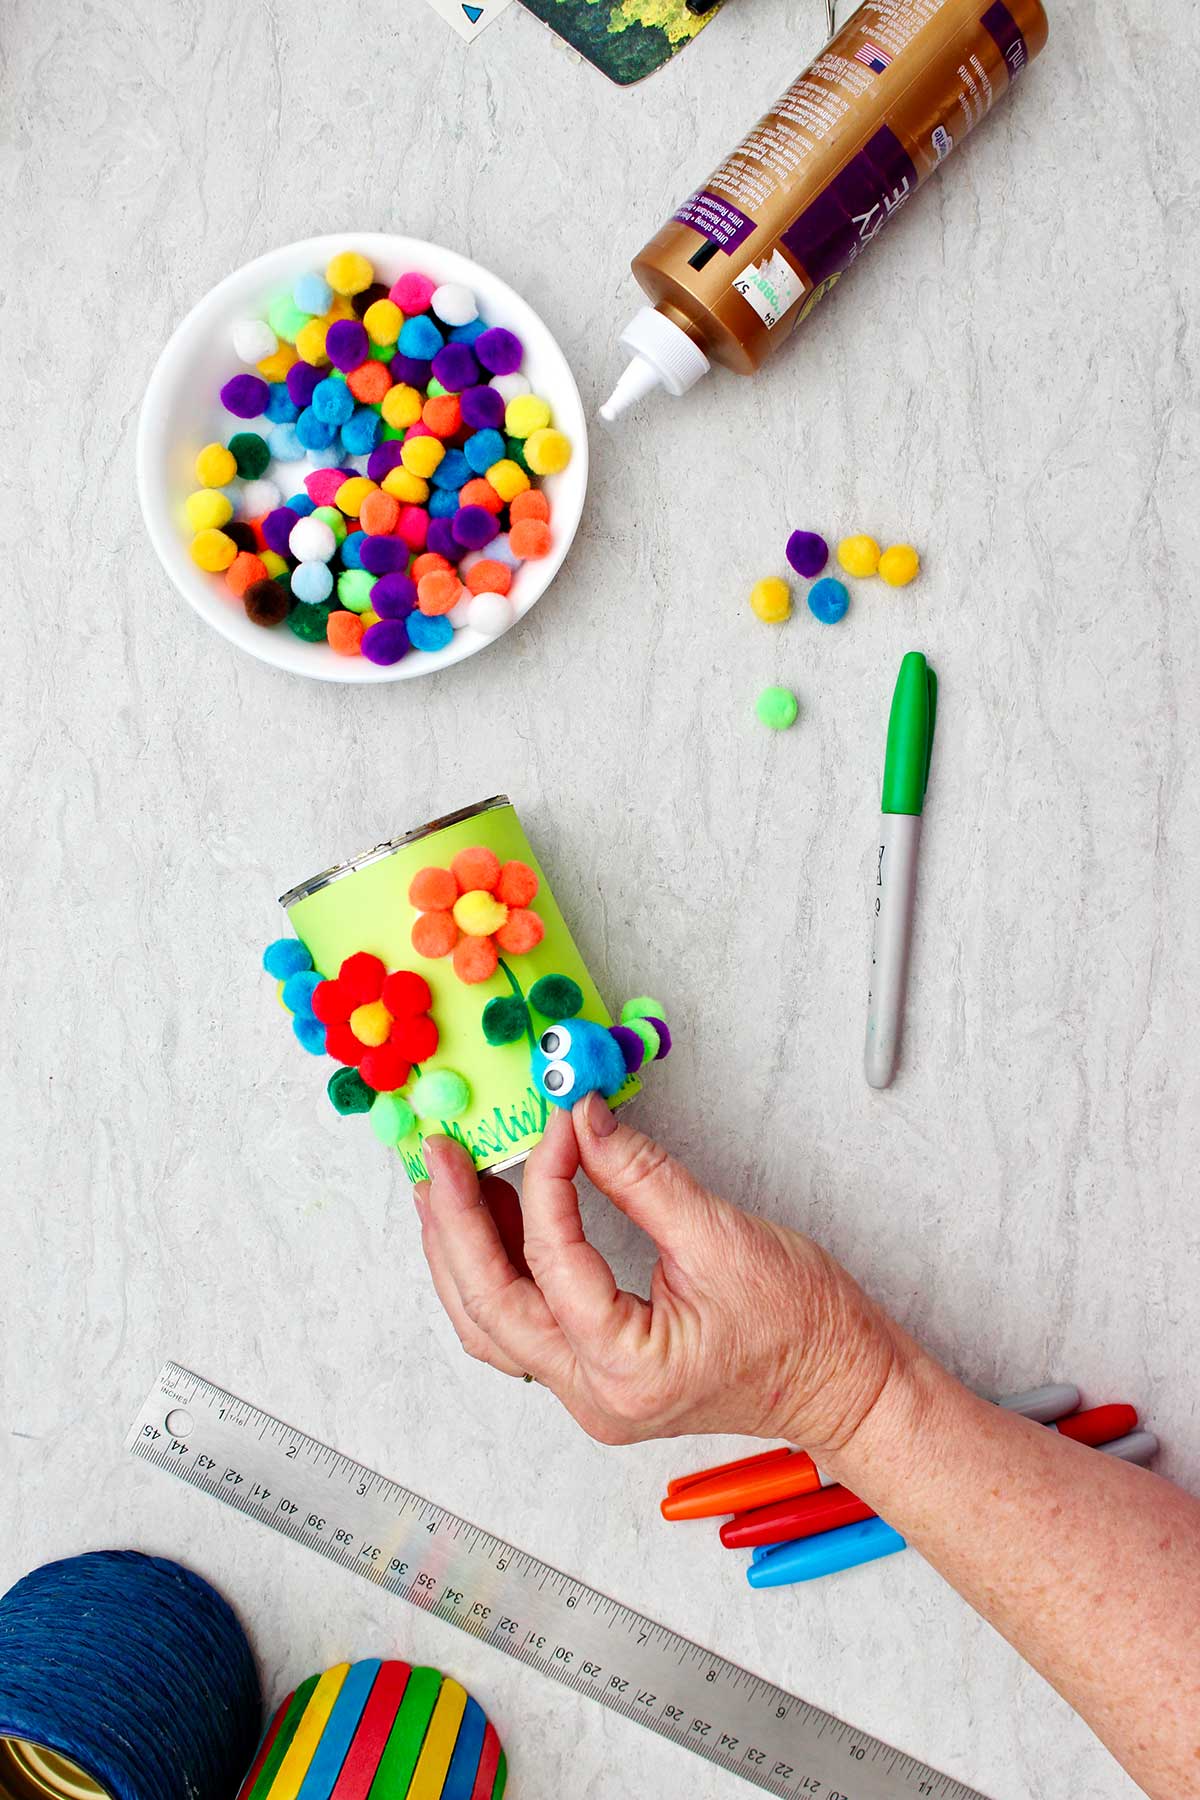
[325,251,374,297]
[185,490,233,532]
[195,443,237,487]
[190,528,237,572]
[257,345,297,382]
[749,576,791,623]
[363,299,404,346]
[381,467,429,504]
[522,428,572,475]
[295,318,329,366]
[261,550,288,579]
[361,609,380,628]
[837,535,881,578]
[349,1000,392,1047]
[381,384,424,429]
[453,890,509,937]
[878,544,920,587]
[401,436,445,479]
[334,476,375,517]
[485,459,530,503]
[505,394,552,439]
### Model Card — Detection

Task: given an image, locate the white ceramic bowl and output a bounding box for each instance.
[137,233,588,683]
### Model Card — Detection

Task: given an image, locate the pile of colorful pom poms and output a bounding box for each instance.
[184,251,572,663]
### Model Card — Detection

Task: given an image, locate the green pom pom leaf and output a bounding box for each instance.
[370,1091,417,1145]
[529,974,584,1021]
[410,1070,471,1119]
[482,995,530,1046]
[328,1067,373,1116]
[621,995,665,1026]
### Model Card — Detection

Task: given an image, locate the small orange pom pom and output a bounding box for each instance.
[225,551,268,597]
[326,610,365,656]
[410,552,452,583]
[458,478,503,515]
[509,519,552,560]
[451,847,501,894]
[347,361,392,404]
[359,489,400,536]
[412,911,459,958]
[453,935,499,984]
[409,866,459,909]
[495,908,544,955]
[465,559,512,596]
[422,394,462,438]
[417,570,463,616]
[509,489,550,524]
[496,860,538,907]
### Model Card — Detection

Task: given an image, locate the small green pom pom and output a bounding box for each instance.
[229,432,271,479]
[410,1070,471,1119]
[312,504,347,545]
[529,974,584,1021]
[756,685,799,731]
[338,569,377,614]
[267,295,313,344]
[328,1068,373,1116]
[505,435,530,473]
[621,995,665,1025]
[426,377,448,398]
[380,423,405,440]
[626,1017,661,1062]
[288,601,334,641]
[482,996,530,1046]
[370,1091,417,1145]
[369,342,394,361]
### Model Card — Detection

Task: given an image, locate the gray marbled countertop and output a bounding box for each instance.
[2,0,1197,1795]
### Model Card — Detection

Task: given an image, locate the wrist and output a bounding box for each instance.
[812,1328,960,1495]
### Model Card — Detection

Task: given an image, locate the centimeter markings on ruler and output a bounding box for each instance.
[126,1364,987,1800]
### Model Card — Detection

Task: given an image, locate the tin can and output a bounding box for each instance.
[281,797,638,1178]
[0,1740,107,1800]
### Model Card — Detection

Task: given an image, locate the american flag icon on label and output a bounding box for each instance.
[854,41,893,72]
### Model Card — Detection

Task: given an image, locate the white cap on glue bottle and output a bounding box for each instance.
[599,306,711,422]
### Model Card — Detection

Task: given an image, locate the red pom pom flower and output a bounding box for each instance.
[408,847,544,986]
[312,955,438,1090]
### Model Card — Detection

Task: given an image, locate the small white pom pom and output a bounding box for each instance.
[430,284,478,328]
[467,591,513,637]
[232,318,277,364]
[288,516,337,563]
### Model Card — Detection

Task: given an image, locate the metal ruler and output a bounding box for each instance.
[127,1364,988,1800]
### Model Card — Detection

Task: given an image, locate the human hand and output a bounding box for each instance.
[413,1093,914,1459]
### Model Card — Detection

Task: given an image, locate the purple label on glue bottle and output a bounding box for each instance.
[673,190,757,253]
[780,125,919,288]
[981,1,1030,80]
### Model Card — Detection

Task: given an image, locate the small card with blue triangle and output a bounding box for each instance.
[419,0,515,41]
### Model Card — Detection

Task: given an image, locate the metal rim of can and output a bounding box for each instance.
[278,794,512,910]
[0,1738,110,1800]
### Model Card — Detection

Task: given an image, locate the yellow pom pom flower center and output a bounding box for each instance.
[453,890,509,937]
[349,1000,392,1047]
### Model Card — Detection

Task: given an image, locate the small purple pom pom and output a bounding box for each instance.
[430,343,480,394]
[451,505,499,550]
[263,506,299,555]
[390,353,431,389]
[220,373,269,418]
[474,327,523,376]
[361,620,411,665]
[286,362,321,408]
[610,1025,646,1076]
[370,573,417,619]
[785,531,829,579]
[643,1017,672,1059]
[426,517,459,562]
[460,386,506,432]
[326,319,369,373]
[366,440,408,483]
[358,535,409,575]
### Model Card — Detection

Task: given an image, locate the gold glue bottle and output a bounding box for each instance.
[600,0,1049,420]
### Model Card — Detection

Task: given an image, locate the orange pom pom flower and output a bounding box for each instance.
[408,848,544,985]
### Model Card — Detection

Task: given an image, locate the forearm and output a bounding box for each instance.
[818,1343,1200,1798]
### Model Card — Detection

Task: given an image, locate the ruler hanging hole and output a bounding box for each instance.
[165,1408,194,1439]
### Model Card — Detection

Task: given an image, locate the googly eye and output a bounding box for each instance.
[539,1026,572,1057]
[542,1061,575,1097]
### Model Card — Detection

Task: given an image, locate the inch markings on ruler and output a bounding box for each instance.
[127,1363,988,1800]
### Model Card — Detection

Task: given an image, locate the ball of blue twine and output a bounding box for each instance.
[0,1550,261,1800]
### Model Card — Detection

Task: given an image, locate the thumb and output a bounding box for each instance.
[571,1090,724,1261]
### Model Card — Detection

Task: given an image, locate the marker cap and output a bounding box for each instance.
[881,651,937,815]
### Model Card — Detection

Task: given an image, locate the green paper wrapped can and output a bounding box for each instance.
[280,796,638,1179]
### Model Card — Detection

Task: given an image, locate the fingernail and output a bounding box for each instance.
[423,1135,453,1176]
[581,1089,618,1138]
[412,1181,429,1221]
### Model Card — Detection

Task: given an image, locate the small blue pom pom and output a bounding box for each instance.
[293,1011,327,1054]
[268,423,304,462]
[282,968,322,1014]
[291,561,334,604]
[807,577,850,624]
[341,407,381,455]
[286,492,315,517]
[450,317,488,345]
[427,486,460,518]
[296,407,337,450]
[264,383,299,423]
[263,938,312,979]
[340,531,365,570]
[407,612,454,653]
[431,449,471,491]
[464,429,506,475]
[293,271,333,316]
[311,378,355,427]
[398,316,444,360]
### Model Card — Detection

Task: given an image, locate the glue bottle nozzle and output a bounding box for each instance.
[598,306,711,423]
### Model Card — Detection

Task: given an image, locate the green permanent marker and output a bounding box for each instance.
[865,651,937,1089]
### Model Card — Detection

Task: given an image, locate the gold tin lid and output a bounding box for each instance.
[0,1739,110,1800]
[279,795,511,910]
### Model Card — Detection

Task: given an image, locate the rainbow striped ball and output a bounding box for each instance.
[237,1659,506,1799]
